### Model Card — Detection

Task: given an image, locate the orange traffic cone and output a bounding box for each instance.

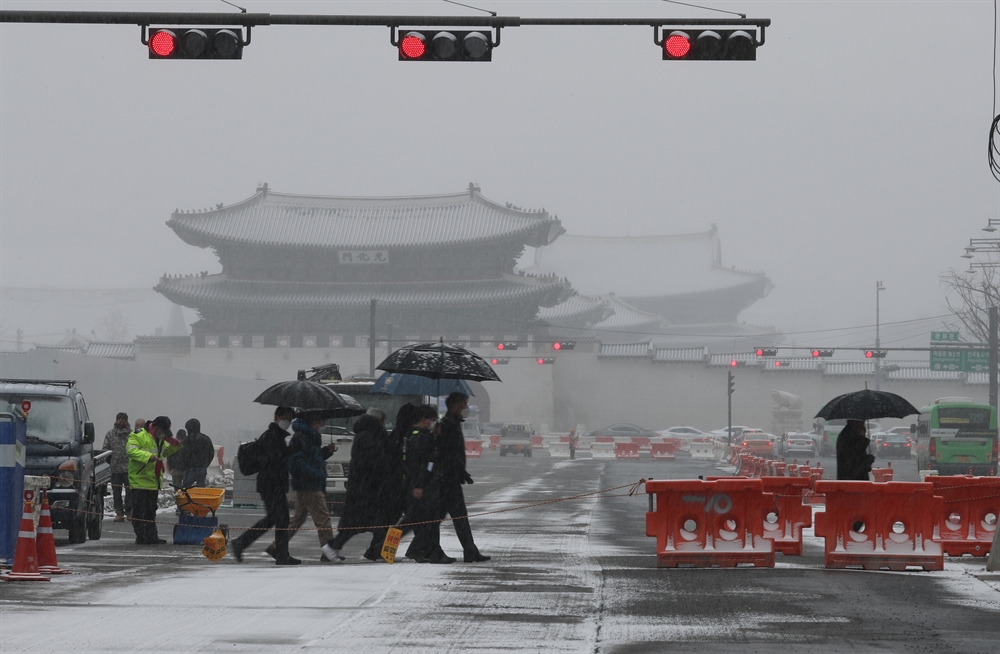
[0,491,50,582]
[37,490,70,575]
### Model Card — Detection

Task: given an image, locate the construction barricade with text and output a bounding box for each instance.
[548,441,571,458]
[813,481,944,571]
[615,442,641,460]
[645,478,776,568]
[928,475,1000,557]
[465,440,483,459]
[591,441,617,459]
[650,441,677,460]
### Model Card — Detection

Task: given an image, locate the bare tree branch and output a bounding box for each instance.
[941,259,1000,342]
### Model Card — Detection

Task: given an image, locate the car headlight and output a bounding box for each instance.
[54,471,75,488]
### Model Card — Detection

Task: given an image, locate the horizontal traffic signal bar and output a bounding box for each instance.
[148,27,244,59]
[397,30,493,61]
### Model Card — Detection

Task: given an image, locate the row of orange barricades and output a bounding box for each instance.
[645,475,1000,570]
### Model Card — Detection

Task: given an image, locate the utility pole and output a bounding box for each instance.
[875,281,885,390]
[727,368,736,444]
[990,306,998,409]
[369,298,376,377]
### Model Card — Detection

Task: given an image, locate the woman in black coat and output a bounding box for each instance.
[836,419,875,480]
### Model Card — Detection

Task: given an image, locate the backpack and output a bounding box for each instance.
[237,438,262,476]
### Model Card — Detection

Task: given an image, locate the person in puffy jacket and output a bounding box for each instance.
[126,416,182,544]
[180,418,216,488]
[269,411,336,561]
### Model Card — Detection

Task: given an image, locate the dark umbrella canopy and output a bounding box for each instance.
[376,342,502,383]
[295,394,367,421]
[370,372,474,397]
[815,389,920,421]
[254,379,360,411]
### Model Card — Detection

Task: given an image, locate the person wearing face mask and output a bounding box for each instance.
[230,407,300,565]
[126,416,182,544]
[436,392,490,563]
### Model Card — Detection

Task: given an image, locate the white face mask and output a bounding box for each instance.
[460,408,470,419]
[277,419,292,431]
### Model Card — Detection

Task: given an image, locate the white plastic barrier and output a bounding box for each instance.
[548,441,571,458]
[689,441,715,459]
[591,441,617,458]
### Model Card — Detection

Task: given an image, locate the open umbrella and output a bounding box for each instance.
[294,394,367,420]
[253,378,360,411]
[376,340,501,399]
[370,372,474,397]
[815,389,920,421]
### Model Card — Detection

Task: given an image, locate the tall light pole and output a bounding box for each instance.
[875,281,885,390]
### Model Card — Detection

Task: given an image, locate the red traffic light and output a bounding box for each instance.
[664,32,692,58]
[865,351,873,358]
[497,343,505,350]
[811,350,820,358]
[149,30,177,57]
[730,359,739,367]
[490,357,509,365]
[552,342,561,351]
[400,32,427,59]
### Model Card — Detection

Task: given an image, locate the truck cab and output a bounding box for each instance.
[499,422,533,457]
[0,380,110,543]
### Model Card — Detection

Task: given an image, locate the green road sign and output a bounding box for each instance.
[964,349,990,372]
[930,331,961,343]
[929,348,990,372]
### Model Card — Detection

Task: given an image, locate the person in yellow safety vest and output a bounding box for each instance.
[127,416,182,545]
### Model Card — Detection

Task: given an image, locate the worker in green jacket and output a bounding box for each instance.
[127,416,182,544]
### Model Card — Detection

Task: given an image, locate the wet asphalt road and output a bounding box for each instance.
[2,449,998,653]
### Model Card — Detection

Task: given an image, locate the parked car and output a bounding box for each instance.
[739,432,775,456]
[877,433,914,459]
[657,426,708,440]
[586,423,658,439]
[709,426,754,443]
[779,432,819,457]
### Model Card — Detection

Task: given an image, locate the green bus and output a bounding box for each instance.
[914,398,998,476]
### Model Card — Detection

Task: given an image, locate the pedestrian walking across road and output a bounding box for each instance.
[275,411,336,562]
[436,392,489,563]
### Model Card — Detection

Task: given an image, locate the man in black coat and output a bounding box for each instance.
[836,419,876,481]
[436,392,490,562]
[322,409,388,562]
[180,418,215,488]
[231,406,300,565]
[403,404,454,564]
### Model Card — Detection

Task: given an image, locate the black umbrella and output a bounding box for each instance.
[815,389,920,421]
[376,341,502,384]
[254,379,360,411]
[295,394,366,421]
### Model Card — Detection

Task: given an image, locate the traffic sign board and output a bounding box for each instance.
[930,331,960,343]
[963,349,990,372]
[929,348,990,372]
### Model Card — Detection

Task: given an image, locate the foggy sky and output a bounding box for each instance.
[1,0,996,352]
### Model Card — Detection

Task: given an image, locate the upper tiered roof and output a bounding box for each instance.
[166,183,565,251]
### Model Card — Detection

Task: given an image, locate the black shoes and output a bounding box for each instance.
[464,552,491,563]
[275,556,302,566]
[428,554,456,564]
[231,540,245,562]
[264,543,277,560]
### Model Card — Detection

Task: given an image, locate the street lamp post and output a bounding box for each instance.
[875,281,885,391]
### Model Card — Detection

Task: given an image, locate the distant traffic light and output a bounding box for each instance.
[755,348,778,357]
[730,359,740,367]
[537,358,555,365]
[147,27,244,59]
[774,360,787,368]
[660,29,756,61]
[398,30,493,61]
[811,349,834,358]
[865,350,888,358]
[552,341,576,351]
[496,342,518,351]
[490,357,510,365]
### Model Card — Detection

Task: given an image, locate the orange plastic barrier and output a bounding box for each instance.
[531,435,544,449]
[773,460,787,476]
[465,439,483,458]
[728,445,740,465]
[871,467,894,483]
[928,475,1000,556]
[759,476,813,555]
[813,481,944,571]
[631,437,651,451]
[489,434,501,449]
[645,478,775,568]
[615,442,641,460]
[595,436,615,443]
[650,442,677,460]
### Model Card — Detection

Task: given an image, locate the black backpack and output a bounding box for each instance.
[237,438,262,476]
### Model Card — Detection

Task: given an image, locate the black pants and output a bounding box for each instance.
[233,487,290,559]
[110,472,130,516]
[131,488,160,543]
[404,490,442,560]
[439,482,479,557]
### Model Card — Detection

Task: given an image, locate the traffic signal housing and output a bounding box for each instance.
[660,29,757,61]
[537,358,555,365]
[754,348,778,357]
[490,357,510,365]
[865,350,888,358]
[496,342,518,351]
[397,30,493,61]
[811,349,834,358]
[552,341,576,351]
[147,27,244,59]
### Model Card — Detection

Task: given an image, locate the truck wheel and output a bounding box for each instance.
[87,490,104,541]
[68,513,87,544]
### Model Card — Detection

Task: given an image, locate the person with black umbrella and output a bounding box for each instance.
[437,392,489,563]
[836,419,876,481]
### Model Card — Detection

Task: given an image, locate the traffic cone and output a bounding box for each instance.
[37,491,71,575]
[0,491,50,582]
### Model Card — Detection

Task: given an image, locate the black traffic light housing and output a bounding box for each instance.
[496,342,518,351]
[490,357,510,365]
[146,27,245,59]
[811,349,834,358]
[537,358,555,365]
[865,350,888,358]
[754,348,778,357]
[395,29,496,61]
[552,341,576,351]
[658,28,757,61]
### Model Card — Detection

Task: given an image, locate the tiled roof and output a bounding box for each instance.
[598,343,651,358]
[536,295,614,326]
[167,185,565,251]
[83,342,134,360]
[652,346,708,363]
[590,295,664,332]
[155,273,571,309]
[885,368,964,382]
[519,227,772,299]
